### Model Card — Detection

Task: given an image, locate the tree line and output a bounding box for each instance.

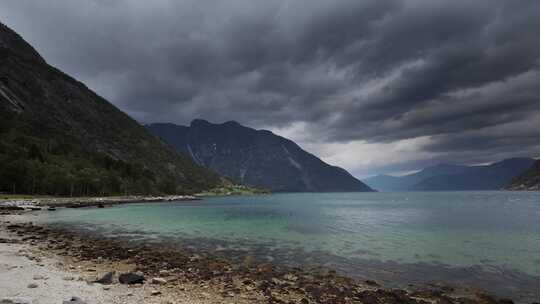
[0,118,175,197]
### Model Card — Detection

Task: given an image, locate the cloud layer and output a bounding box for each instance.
[1,0,539,176]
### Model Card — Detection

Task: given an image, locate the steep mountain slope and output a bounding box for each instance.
[506,160,540,190]
[364,158,535,191]
[148,120,374,192]
[0,22,221,195]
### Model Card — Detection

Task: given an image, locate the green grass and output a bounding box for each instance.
[196,185,270,197]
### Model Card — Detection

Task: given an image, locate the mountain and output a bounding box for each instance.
[505,159,540,191]
[364,158,536,191]
[0,22,221,196]
[365,164,469,191]
[147,120,374,192]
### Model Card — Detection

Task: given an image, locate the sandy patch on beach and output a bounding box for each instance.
[0,224,234,304]
[0,230,115,304]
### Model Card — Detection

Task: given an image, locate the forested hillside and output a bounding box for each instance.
[0,22,221,196]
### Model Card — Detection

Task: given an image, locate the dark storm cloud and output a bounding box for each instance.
[1,0,539,174]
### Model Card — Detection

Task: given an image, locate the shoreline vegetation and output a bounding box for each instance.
[196,185,271,197]
[0,185,270,210]
[0,209,522,304]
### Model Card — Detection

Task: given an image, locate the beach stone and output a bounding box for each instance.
[62,297,86,304]
[118,272,145,284]
[410,289,443,298]
[32,275,46,280]
[365,280,379,287]
[151,277,167,285]
[284,273,298,282]
[355,291,379,304]
[94,272,114,285]
[150,290,161,296]
[27,283,38,289]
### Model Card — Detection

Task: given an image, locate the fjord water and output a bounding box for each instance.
[41,192,540,300]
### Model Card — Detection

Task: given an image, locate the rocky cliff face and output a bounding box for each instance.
[506,160,540,191]
[0,22,221,195]
[148,120,373,192]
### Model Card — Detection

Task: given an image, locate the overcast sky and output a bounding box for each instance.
[1,0,539,177]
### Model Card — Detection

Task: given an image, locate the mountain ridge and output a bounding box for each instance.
[364,158,536,192]
[148,120,374,192]
[0,21,222,195]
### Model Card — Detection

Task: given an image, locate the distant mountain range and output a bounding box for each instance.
[148,120,374,192]
[506,159,540,191]
[364,158,536,192]
[0,22,221,196]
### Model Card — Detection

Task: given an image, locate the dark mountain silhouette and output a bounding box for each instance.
[148,120,374,192]
[364,158,536,191]
[506,159,540,191]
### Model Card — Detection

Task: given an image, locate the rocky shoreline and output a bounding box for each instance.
[0,195,200,211]
[0,211,528,304]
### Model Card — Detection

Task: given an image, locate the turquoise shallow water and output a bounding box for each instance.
[39,191,540,300]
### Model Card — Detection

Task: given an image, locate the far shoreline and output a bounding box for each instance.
[0,194,202,210]
[0,184,271,210]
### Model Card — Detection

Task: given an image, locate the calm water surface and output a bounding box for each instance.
[38,192,540,301]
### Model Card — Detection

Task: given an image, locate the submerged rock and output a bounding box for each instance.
[364,280,379,287]
[118,272,145,285]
